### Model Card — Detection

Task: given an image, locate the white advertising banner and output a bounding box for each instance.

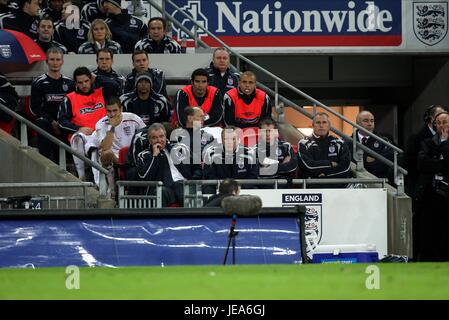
[167,0,449,54]
[241,188,388,258]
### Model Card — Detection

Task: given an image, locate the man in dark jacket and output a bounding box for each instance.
[255,118,298,181]
[404,104,448,259]
[136,123,194,206]
[0,72,19,133]
[404,105,447,200]
[102,0,147,53]
[120,71,170,126]
[92,48,126,100]
[30,47,74,162]
[34,16,68,54]
[205,178,240,207]
[203,126,258,193]
[298,112,351,186]
[124,50,167,97]
[0,0,40,39]
[205,47,240,96]
[134,17,182,54]
[416,111,449,261]
[348,111,394,182]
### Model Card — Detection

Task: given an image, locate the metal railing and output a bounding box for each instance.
[291,178,386,188]
[0,182,94,209]
[148,0,407,195]
[183,179,289,207]
[0,102,109,197]
[116,181,163,208]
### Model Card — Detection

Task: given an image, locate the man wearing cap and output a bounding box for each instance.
[120,71,171,126]
[102,0,147,53]
[173,68,223,128]
[134,17,182,54]
[124,50,167,97]
[92,48,126,100]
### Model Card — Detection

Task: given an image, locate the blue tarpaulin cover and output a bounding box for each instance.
[0,217,301,268]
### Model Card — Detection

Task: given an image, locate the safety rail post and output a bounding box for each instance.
[20,122,28,147]
[98,173,107,198]
[193,25,198,49]
[353,130,364,172]
[274,80,279,111]
[183,182,191,207]
[161,0,167,27]
[276,102,285,122]
[118,184,125,208]
[195,183,203,207]
[59,146,66,170]
[156,182,163,208]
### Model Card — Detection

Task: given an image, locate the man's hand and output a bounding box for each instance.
[441,126,449,141]
[78,127,93,135]
[281,155,291,164]
[108,115,121,127]
[152,143,162,157]
[331,161,338,167]
[366,156,376,163]
[51,120,61,136]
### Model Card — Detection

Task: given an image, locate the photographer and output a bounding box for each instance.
[416,111,449,261]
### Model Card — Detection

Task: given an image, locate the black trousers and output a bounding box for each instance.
[35,118,67,163]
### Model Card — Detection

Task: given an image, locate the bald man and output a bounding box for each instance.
[350,110,394,180]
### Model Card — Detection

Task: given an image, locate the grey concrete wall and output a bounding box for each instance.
[354,165,413,257]
[0,129,100,208]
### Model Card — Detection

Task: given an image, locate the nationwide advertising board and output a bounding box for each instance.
[167,0,449,53]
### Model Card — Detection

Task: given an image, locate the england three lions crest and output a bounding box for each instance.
[282,193,322,260]
[413,2,448,46]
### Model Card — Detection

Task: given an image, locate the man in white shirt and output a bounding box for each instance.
[87,96,145,194]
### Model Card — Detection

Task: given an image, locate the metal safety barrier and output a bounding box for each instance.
[0,182,94,209]
[116,181,164,208]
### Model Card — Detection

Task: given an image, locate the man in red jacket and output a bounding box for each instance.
[58,66,107,180]
[223,71,272,128]
[172,68,223,128]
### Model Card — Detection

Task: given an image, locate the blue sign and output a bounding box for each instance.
[170,0,402,47]
[0,216,302,268]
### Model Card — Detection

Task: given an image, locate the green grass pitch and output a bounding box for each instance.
[1,263,449,299]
